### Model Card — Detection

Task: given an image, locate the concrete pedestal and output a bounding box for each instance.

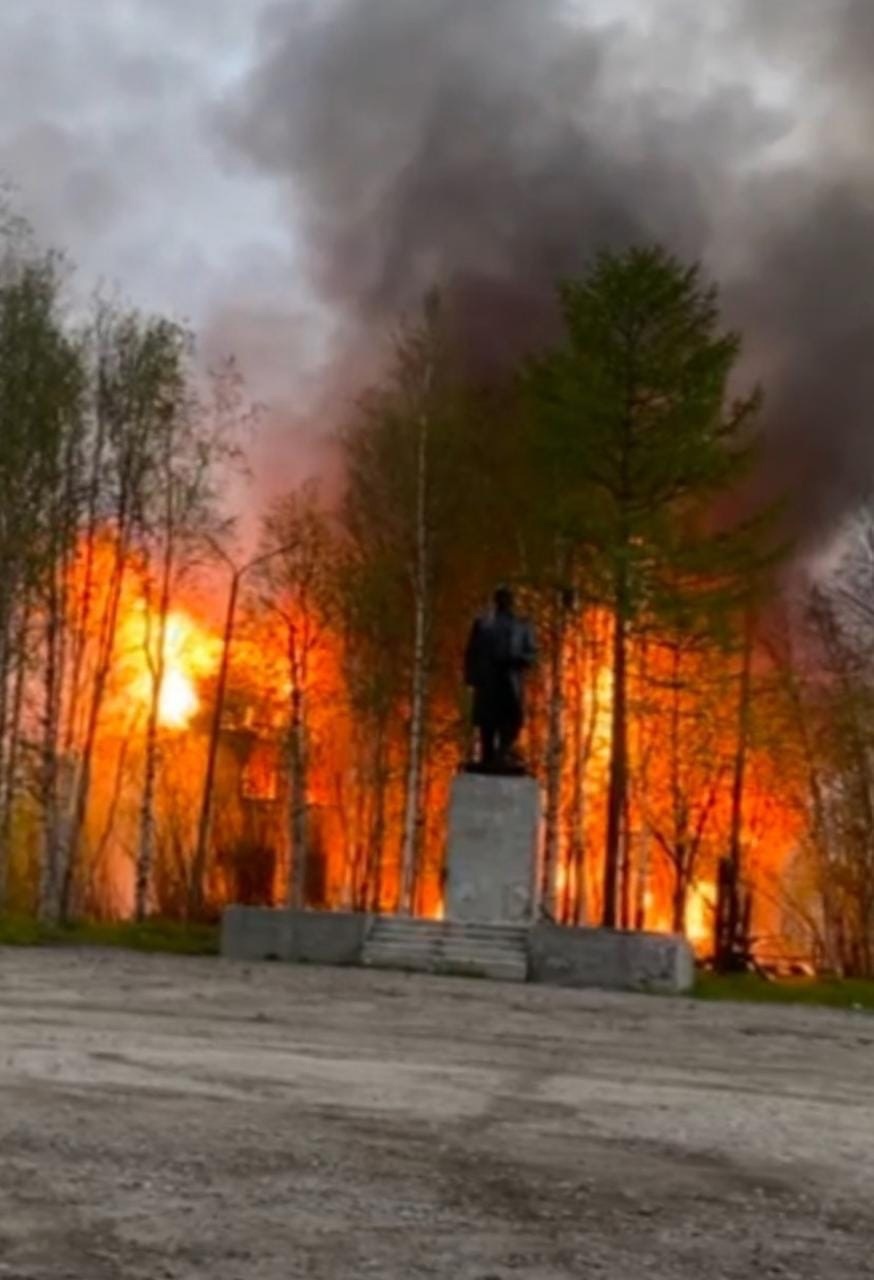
[528,923,695,995]
[445,772,541,925]
[221,907,367,965]
[221,773,693,994]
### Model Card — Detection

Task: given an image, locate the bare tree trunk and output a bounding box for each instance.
[572,619,605,927]
[346,746,365,911]
[0,608,10,850]
[59,538,127,921]
[367,717,388,913]
[399,405,429,916]
[620,792,633,930]
[634,824,650,931]
[0,599,30,907]
[39,567,64,921]
[354,789,367,910]
[720,612,754,969]
[63,409,106,757]
[410,754,435,916]
[190,566,239,918]
[94,723,136,875]
[135,547,172,921]
[669,644,686,936]
[135,680,162,920]
[671,843,689,934]
[331,765,355,910]
[542,587,567,921]
[567,622,586,926]
[604,568,629,928]
[0,606,12,908]
[287,682,308,910]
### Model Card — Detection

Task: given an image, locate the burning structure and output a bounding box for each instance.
[2,1,874,977]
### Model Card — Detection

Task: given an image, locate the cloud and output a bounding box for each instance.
[220,0,874,537]
[3,1,874,537]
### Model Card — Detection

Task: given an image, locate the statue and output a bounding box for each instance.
[464,587,537,773]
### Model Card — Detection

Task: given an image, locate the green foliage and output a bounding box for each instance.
[525,247,773,926]
[0,915,219,954]
[527,244,766,625]
[695,971,874,1012]
[338,296,511,720]
[0,251,84,594]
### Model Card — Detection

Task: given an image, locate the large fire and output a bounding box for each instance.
[120,606,222,731]
[159,667,199,730]
[58,553,801,962]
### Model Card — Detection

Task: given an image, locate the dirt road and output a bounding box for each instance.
[0,949,872,1279]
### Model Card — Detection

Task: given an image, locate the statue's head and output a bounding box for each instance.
[494,585,514,614]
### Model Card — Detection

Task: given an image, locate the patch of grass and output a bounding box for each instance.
[0,916,219,956]
[694,971,874,1012]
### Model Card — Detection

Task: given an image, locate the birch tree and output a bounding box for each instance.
[541,580,574,920]
[255,482,336,910]
[134,349,239,920]
[0,250,85,917]
[336,553,405,912]
[340,296,472,914]
[55,309,185,920]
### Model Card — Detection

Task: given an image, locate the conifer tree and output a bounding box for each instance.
[529,246,764,927]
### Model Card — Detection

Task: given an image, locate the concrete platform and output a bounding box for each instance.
[529,922,695,995]
[446,772,540,924]
[221,907,695,994]
[221,906,367,966]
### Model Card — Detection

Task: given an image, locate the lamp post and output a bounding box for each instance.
[188,541,293,918]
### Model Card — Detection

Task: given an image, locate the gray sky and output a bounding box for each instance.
[0,3,305,392]
[0,0,797,360]
[2,2,873,535]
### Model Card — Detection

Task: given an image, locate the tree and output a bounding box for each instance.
[254,482,336,910]
[540,577,574,920]
[529,246,761,927]
[641,636,732,934]
[52,308,186,921]
[132,321,192,920]
[134,352,240,921]
[0,246,84,912]
[770,518,874,975]
[339,295,478,914]
[335,553,402,912]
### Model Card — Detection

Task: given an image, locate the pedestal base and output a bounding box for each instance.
[445,772,541,925]
[220,908,695,993]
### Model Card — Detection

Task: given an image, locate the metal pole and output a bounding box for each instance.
[188,542,299,918]
[189,564,240,918]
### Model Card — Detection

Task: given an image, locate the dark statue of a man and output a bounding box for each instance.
[464,587,537,772]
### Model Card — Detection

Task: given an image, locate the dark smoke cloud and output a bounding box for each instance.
[221,0,874,542]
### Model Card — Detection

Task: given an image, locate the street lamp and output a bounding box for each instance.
[188,540,294,918]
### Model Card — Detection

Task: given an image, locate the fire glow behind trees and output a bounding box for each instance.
[1,215,868,976]
[5,0,874,978]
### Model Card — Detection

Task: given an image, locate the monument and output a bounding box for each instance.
[446,588,541,925]
[221,584,694,992]
[462,586,536,774]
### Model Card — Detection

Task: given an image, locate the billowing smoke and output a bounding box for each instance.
[221,0,874,541]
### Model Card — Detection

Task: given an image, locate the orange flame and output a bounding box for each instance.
[119,606,221,731]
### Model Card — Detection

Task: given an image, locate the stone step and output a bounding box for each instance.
[363,942,527,983]
[364,932,527,955]
[369,918,528,942]
[361,916,529,983]
[366,933,527,958]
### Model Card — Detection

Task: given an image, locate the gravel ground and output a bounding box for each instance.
[0,949,873,1279]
